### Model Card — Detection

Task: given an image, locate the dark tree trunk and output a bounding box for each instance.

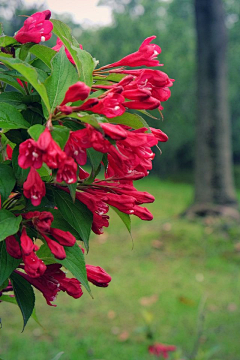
[190,0,238,217]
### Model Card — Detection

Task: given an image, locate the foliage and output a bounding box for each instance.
[0,8,173,329]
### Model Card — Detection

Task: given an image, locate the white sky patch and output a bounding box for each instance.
[23,0,112,26]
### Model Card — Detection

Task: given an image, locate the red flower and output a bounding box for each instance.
[5,235,22,259]
[106,36,161,68]
[15,10,53,44]
[42,234,66,260]
[23,167,46,206]
[20,228,34,256]
[34,211,54,232]
[52,38,83,64]
[23,211,54,233]
[50,228,76,247]
[22,251,46,278]
[123,96,161,110]
[78,93,126,118]
[64,131,89,166]
[100,123,127,140]
[15,264,83,306]
[56,157,78,184]
[60,82,90,106]
[5,145,13,160]
[86,265,111,287]
[148,343,176,358]
[37,128,67,169]
[18,139,43,169]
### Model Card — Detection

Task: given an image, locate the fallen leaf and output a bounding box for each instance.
[151,240,164,249]
[227,303,237,312]
[162,223,172,231]
[108,310,116,319]
[118,331,130,342]
[139,294,159,306]
[178,296,195,306]
[234,242,240,252]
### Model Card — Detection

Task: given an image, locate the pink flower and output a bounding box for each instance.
[5,145,13,160]
[123,96,161,110]
[23,211,54,233]
[15,10,53,44]
[106,36,161,68]
[52,38,83,64]
[23,167,46,206]
[64,131,89,166]
[42,234,66,260]
[86,265,111,287]
[34,211,54,232]
[56,157,78,184]
[18,139,43,169]
[50,228,76,247]
[37,128,67,169]
[36,127,52,151]
[15,264,83,306]
[5,235,22,259]
[148,343,176,358]
[20,228,34,256]
[78,93,126,118]
[100,123,127,140]
[22,251,46,278]
[60,82,90,106]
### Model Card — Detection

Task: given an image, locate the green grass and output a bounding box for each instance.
[1,178,240,360]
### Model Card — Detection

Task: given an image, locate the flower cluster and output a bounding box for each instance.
[0,9,173,327]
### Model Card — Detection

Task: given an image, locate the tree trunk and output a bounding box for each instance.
[191,0,238,217]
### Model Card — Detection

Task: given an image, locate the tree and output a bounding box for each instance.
[190,0,238,216]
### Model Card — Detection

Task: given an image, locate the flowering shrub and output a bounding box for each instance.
[0,10,173,330]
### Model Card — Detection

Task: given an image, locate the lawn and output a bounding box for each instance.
[0,177,240,360]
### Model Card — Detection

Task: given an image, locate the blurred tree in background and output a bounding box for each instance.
[192,0,238,215]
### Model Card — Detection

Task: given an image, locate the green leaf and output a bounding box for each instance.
[0,163,16,202]
[0,294,17,304]
[0,57,50,113]
[51,126,70,149]
[0,210,22,241]
[53,189,93,251]
[72,46,95,87]
[110,112,150,130]
[87,148,103,173]
[30,44,56,68]
[10,272,35,331]
[67,113,102,129]
[12,146,30,185]
[51,20,95,86]
[0,242,21,287]
[44,47,77,113]
[0,36,18,47]
[5,129,26,145]
[28,124,45,141]
[0,73,25,93]
[0,92,26,110]
[18,43,34,61]
[37,164,52,182]
[36,244,57,265]
[49,209,79,239]
[110,206,132,237]
[0,103,30,130]
[22,107,44,126]
[67,167,79,201]
[59,243,91,294]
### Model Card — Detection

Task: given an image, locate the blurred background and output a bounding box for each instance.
[0,0,240,359]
